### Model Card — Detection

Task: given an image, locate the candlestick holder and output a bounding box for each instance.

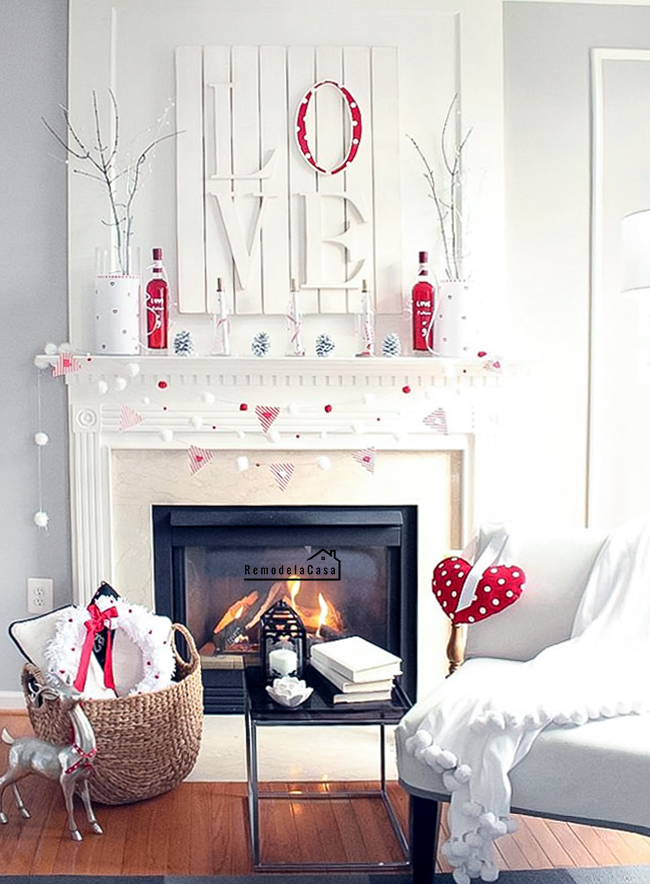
[286,278,305,356]
[356,279,375,357]
[212,278,231,356]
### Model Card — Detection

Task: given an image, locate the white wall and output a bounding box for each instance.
[0,0,72,699]
[503,1,650,529]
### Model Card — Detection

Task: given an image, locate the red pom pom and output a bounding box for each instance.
[240,403,248,411]
[324,404,333,413]
[402,385,411,394]
[157,380,168,389]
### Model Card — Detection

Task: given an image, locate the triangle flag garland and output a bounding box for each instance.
[255,405,280,433]
[118,404,144,432]
[269,462,295,491]
[51,353,82,376]
[352,447,376,474]
[188,445,214,475]
[423,408,448,434]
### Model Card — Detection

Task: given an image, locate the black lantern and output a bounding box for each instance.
[260,599,306,683]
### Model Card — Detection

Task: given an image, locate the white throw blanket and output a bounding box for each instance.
[399,516,650,883]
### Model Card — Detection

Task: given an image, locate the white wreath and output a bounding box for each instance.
[44,598,176,697]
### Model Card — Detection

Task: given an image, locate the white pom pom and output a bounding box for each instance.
[503,816,518,834]
[480,862,499,882]
[443,771,462,792]
[237,456,249,472]
[455,764,472,783]
[438,749,457,770]
[452,869,471,884]
[97,380,109,395]
[114,376,128,392]
[479,812,496,828]
[142,396,151,406]
[57,342,72,353]
[465,832,484,848]
[363,393,376,405]
[467,858,483,873]
[317,456,332,471]
[125,362,140,377]
[462,801,483,818]
[267,428,281,443]
[409,730,433,750]
[190,415,203,429]
[421,744,442,765]
[44,342,58,356]
[202,391,215,404]
[34,511,49,528]
[450,840,470,858]
[34,432,49,446]
[160,429,174,443]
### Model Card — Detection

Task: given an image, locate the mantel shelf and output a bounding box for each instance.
[37,353,517,392]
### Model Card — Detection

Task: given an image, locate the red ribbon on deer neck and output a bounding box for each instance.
[73,603,118,693]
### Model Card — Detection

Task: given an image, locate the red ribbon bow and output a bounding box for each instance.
[73,603,118,693]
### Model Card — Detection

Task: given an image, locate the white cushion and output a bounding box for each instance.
[464,525,608,661]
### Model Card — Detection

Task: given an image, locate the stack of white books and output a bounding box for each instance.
[309,635,402,704]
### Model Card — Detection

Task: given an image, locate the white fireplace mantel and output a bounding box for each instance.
[39,354,519,609]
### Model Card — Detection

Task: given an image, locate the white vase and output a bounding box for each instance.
[94,274,141,355]
[433,279,476,357]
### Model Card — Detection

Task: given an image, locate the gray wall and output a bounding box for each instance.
[0,0,71,693]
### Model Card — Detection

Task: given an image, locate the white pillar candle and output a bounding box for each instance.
[268,646,298,677]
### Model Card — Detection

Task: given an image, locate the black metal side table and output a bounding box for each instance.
[244,664,411,872]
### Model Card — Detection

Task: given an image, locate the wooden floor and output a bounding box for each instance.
[2,710,650,876]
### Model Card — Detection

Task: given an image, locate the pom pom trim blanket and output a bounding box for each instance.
[398,517,650,883]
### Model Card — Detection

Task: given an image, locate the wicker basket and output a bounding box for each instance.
[22,622,203,805]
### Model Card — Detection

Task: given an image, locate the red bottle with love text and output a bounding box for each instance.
[145,247,168,350]
[411,251,435,352]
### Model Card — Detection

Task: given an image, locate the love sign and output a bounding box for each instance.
[432,556,525,625]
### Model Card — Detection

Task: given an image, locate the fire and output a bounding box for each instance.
[316,593,328,638]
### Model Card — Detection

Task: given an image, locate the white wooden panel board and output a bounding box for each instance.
[371,46,402,314]
[315,46,348,313]
[175,46,206,313]
[259,45,292,316]
[203,46,235,317]
[230,46,263,314]
[342,46,375,314]
[287,45,319,314]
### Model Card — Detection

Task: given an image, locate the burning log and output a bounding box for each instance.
[212,582,286,651]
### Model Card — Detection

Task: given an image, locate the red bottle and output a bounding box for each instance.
[411,251,435,352]
[145,247,168,350]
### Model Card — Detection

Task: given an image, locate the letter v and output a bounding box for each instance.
[211,193,275,290]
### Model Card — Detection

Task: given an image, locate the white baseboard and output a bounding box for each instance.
[0,691,25,710]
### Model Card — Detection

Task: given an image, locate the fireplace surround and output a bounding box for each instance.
[47,354,516,699]
[152,503,417,712]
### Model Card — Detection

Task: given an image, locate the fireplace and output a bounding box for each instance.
[152,504,417,713]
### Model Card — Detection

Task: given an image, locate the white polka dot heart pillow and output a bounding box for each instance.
[432,556,525,625]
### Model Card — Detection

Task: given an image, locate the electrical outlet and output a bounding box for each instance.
[27,577,54,614]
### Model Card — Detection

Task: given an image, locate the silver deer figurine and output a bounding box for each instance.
[0,677,103,841]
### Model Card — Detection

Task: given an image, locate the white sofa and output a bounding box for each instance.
[396,525,650,882]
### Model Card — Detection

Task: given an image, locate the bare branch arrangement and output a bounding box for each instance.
[407,95,472,282]
[43,90,178,276]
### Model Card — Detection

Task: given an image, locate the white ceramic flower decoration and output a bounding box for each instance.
[265,675,313,708]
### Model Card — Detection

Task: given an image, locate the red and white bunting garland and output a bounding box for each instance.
[51,353,82,376]
[255,405,280,433]
[423,408,448,434]
[118,404,144,432]
[269,462,295,491]
[188,445,214,475]
[352,447,376,474]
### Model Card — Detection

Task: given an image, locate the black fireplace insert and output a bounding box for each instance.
[152,504,417,713]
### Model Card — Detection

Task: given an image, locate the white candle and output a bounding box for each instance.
[268,646,298,677]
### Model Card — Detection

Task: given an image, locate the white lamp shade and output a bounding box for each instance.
[622,209,650,293]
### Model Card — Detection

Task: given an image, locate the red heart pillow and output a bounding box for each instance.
[432,556,525,624]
